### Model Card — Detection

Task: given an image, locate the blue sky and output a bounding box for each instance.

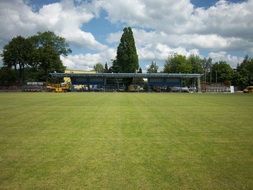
[0,0,252,71]
[191,0,245,7]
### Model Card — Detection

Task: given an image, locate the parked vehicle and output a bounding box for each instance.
[243,86,253,93]
[189,86,197,92]
[171,87,189,93]
[46,83,70,92]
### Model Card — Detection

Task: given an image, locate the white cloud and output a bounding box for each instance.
[61,48,116,70]
[101,0,253,37]
[0,0,251,70]
[101,0,194,33]
[108,28,253,53]
[107,29,201,61]
[107,27,245,70]
[102,0,253,55]
[0,0,105,50]
[194,0,253,39]
[107,29,202,62]
[208,51,244,68]
[61,54,100,70]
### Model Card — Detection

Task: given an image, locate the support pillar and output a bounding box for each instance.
[87,77,90,91]
[116,79,119,91]
[104,78,107,91]
[180,78,182,92]
[197,77,201,93]
[147,78,151,92]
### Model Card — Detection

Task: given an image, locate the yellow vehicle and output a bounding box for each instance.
[243,86,253,93]
[46,83,70,92]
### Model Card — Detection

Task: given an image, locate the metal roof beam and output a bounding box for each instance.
[50,73,202,79]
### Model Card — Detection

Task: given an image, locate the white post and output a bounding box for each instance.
[197,77,201,93]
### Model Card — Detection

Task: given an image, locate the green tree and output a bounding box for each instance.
[2,36,33,83]
[29,31,71,81]
[233,56,253,88]
[1,31,71,83]
[0,67,17,85]
[94,63,104,73]
[147,61,158,73]
[164,54,192,73]
[211,61,233,84]
[104,63,109,73]
[187,55,204,73]
[113,27,139,73]
[36,46,65,81]
[30,31,71,56]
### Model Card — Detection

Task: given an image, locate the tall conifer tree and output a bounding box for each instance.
[113,27,139,73]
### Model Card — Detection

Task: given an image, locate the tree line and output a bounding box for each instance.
[163,54,253,89]
[92,27,253,89]
[1,27,253,89]
[0,31,71,85]
[94,53,253,89]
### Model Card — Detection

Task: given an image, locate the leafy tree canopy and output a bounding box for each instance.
[164,54,192,73]
[233,56,253,88]
[187,55,204,74]
[30,31,71,56]
[2,36,33,82]
[94,63,104,73]
[211,61,233,84]
[1,31,71,84]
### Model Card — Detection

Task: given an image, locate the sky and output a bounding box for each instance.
[0,0,252,71]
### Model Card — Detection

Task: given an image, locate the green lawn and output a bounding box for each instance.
[0,93,252,189]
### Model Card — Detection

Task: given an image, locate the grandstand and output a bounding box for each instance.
[50,73,202,92]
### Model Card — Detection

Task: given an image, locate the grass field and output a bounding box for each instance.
[0,93,252,189]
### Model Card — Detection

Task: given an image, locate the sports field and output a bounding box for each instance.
[0,93,252,189]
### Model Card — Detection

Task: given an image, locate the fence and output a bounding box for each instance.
[202,84,233,93]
